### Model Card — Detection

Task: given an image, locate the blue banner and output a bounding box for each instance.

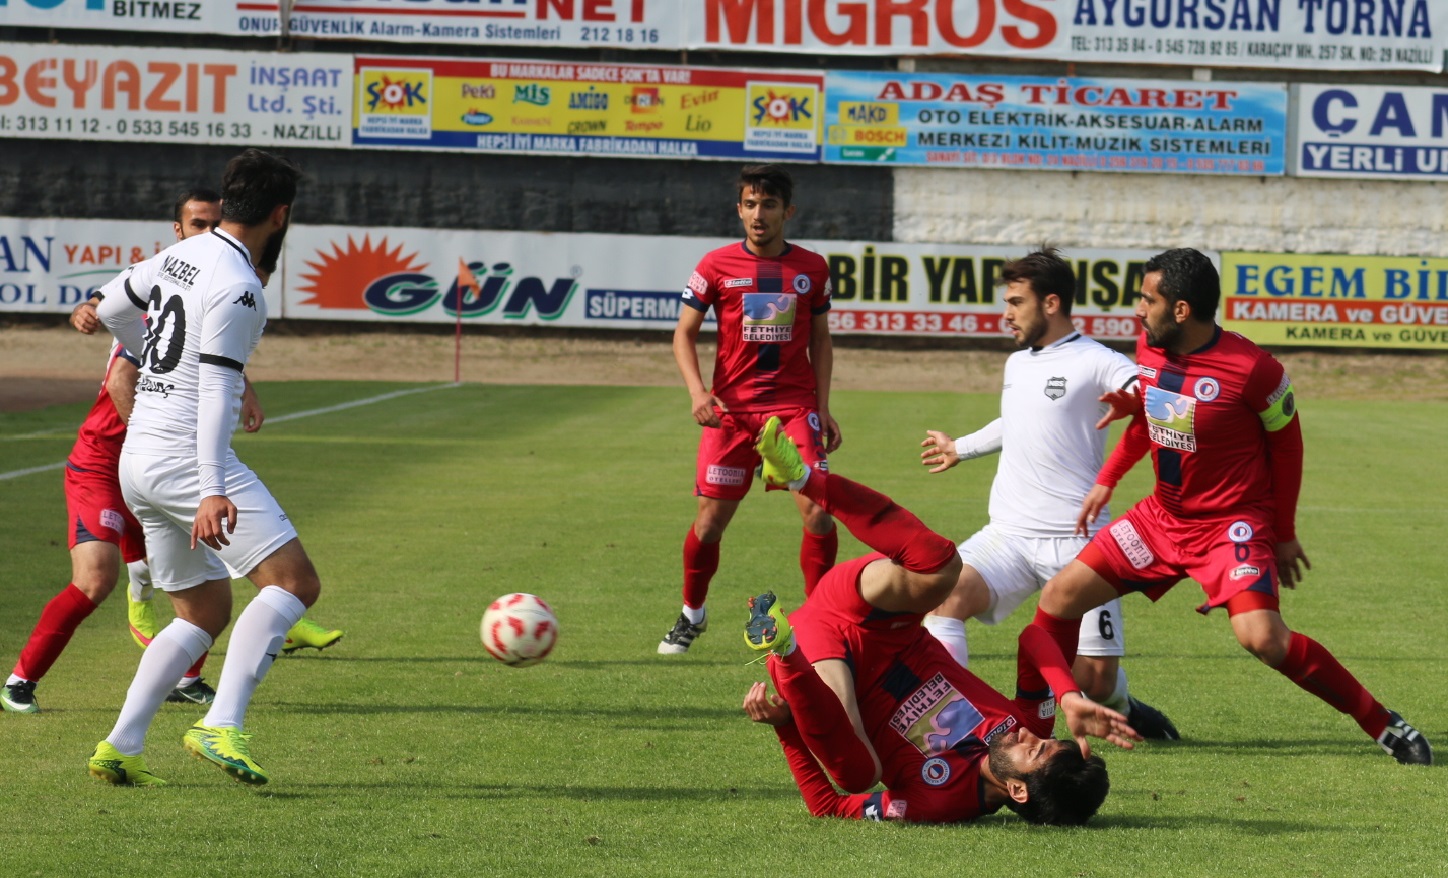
[824,71,1287,176]
[1291,83,1448,181]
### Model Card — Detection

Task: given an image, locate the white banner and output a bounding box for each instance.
[0,217,282,315]
[279,225,1159,341]
[1290,83,1448,180]
[284,0,683,48]
[0,42,351,148]
[0,0,239,34]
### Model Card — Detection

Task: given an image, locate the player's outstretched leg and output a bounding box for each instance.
[743,592,792,655]
[282,617,344,653]
[183,722,269,784]
[88,741,168,787]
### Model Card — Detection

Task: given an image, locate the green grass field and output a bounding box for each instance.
[1,381,1444,878]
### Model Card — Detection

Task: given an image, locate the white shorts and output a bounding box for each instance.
[118,452,298,592]
[958,523,1125,658]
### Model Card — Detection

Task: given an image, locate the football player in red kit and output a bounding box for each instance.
[1026,247,1430,766]
[660,165,841,654]
[743,417,1140,825]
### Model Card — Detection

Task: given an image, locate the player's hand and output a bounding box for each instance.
[920,430,959,473]
[1075,484,1114,535]
[192,495,238,550]
[820,411,842,453]
[70,299,101,334]
[240,380,265,433]
[690,388,725,428]
[1060,690,1141,757]
[1095,387,1143,430]
[743,681,792,727]
[1275,539,1310,589]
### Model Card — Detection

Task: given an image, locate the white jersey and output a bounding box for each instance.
[97,228,265,492]
[961,333,1137,538]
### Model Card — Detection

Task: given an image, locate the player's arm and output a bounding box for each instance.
[1077,411,1151,535]
[1017,626,1140,756]
[70,294,103,334]
[808,310,841,452]
[94,265,150,360]
[920,419,1003,473]
[106,353,141,425]
[1251,361,1309,586]
[673,274,723,428]
[240,377,265,433]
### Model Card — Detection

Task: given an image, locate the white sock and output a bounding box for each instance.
[923,615,969,667]
[107,619,213,755]
[204,586,306,730]
[787,468,811,492]
[7,674,30,686]
[1097,665,1131,713]
[682,605,706,626]
[127,560,153,602]
[176,674,200,688]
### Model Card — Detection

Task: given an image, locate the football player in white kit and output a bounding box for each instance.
[89,149,317,786]
[919,248,1179,740]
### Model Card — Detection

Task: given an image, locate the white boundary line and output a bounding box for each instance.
[0,382,461,483]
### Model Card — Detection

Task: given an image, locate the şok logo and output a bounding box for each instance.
[298,236,578,321]
[358,68,433,140]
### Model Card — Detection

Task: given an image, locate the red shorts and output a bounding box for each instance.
[694,407,827,501]
[1077,494,1278,615]
[64,462,145,563]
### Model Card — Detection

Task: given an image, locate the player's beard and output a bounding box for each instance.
[256,217,289,275]
[985,733,1024,785]
[1011,315,1046,349]
[1142,314,1182,350]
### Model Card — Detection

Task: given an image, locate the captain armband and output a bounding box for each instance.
[1259,374,1298,432]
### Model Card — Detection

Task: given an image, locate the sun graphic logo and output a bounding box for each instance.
[297,236,432,315]
[748,84,815,128]
[358,68,434,140]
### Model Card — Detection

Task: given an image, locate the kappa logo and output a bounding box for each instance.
[233,291,258,310]
[1110,518,1155,570]
[1044,376,1067,400]
[921,757,951,786]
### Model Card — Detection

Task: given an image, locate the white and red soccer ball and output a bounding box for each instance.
[481,593,558,667]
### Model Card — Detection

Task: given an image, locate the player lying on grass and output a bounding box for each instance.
[741,416,1140,825]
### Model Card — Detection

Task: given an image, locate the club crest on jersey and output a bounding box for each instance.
[1227,521,1254,543]
[1193,376,1220,402]
[724,277,752,288]
[921,757,951,786]
[1044,376,1067,400]
[890,673,987,756]
[1144,385,1197,452]
[792,274,812,294]
[741,293,796,342]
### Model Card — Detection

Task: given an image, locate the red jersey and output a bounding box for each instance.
[782,555,1056,823]
[1114,328,1302,539]
[67,344,136,475]
[682,241,831,413]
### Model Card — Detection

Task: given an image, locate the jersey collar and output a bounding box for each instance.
[1029,331,1081,353]
[210,227,251,263]
[738,240,792,259]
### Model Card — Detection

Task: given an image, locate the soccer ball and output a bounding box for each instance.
[481,593,558,667]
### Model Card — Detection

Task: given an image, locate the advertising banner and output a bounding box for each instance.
[0,0,240,35]
[824,71,1286,175]
[280,224,1157,341]
[1290,83,1448,181]
[0,217,282,316]
[0,43,352,148]
[1223,252,1448,349]
[284,0,683,48]
[351,56,822,161]
[686,0,1446,71]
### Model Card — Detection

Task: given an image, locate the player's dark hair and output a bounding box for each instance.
[1005,744,1109,827]
[220,149,302,226]
[738,164,794,207]
[998,246,1075,317]
[173,187,220,224]
[1144,247,1219,322]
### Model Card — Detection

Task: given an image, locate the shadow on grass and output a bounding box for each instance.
[266,701,745,722]
[1115,737,1402,758]
[283,655,747,668]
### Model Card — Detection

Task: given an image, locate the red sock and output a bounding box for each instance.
[1277,632,1390,738]
[768,649,878,793]
[799,526,837,597]
[682,528,719,610]
[1029,606,1082,668]
[184,654,208,678]
[13,584,97,682]
[797,473,955,573]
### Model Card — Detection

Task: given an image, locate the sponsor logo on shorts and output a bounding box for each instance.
[705,465,746,487]
[1227,521,1254,543]
[1110,519,1155,569]
[792,274,812,294]
[100,509,125,533]
[1230,564,1261,580]
[1038,698,1057,721]
[1193,376,1220,402]
[921,757,951,786]
[1044,376,1067,400]
[724,277,753,288]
